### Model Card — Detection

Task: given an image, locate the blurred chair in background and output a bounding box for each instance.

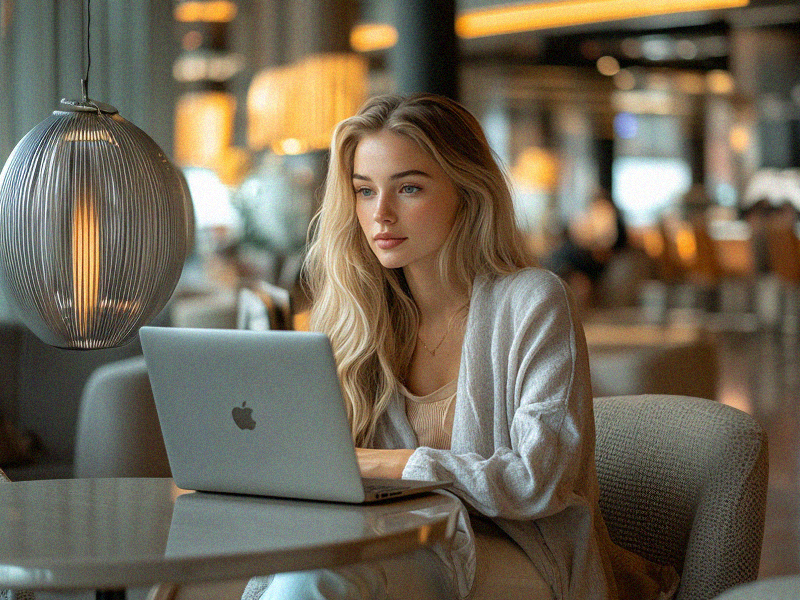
[170,289,239,329]
[236,288,272,331]
[74,356,170,479]
[709,219,757,323]
[656,212,721,312]
[236,279,293,331]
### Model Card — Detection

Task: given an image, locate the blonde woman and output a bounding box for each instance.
[244,94,678,600]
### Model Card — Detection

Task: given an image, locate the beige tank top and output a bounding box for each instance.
[399,379,457,450]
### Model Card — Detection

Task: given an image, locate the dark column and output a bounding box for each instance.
[688,98,706,185]
[233,0,358,79]
[233,0,287,69]
[731,27,800,168]
[286,0,358,61]
[595,137,614,195]
[391,0,459,100]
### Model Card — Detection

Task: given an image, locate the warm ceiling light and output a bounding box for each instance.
[597,55,621,76]
[247,53,367,153]
[455,0,749,38]
[729,125,750,153]
[174,1,237,23]
[707,69,735,95]
[174,91,237,169]
[350,23,399,52]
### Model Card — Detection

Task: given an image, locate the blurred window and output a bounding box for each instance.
[612,111,691,225]
[613,156,692,226]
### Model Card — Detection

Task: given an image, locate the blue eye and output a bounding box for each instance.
[356,187,374,198]
[400,185,421,194]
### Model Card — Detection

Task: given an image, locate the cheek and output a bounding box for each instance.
[355,202,371,232]
[355,207,382,257]
[422,193,460,236]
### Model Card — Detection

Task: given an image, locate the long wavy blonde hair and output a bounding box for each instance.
[304,94,534,446]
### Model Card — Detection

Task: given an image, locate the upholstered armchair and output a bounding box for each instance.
[594,395,769,600]
[74,355,170,479]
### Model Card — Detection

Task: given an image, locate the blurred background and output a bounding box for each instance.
[2,0,799,320]
[2,0,798,312]
[1,0,800,581]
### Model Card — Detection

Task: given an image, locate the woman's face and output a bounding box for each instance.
[353,130,460,276]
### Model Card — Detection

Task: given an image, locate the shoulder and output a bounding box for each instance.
[473,267,572,310]
[469,268,581,343]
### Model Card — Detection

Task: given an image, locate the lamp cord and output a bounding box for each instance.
[81,0,91,103]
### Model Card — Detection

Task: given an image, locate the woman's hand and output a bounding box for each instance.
[356,448,415,479]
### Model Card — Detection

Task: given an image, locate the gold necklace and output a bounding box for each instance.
[417,306,465,357]
[418,329,450,356]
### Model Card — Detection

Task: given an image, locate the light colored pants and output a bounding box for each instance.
[246,517,553,600]
[252,547,453,600]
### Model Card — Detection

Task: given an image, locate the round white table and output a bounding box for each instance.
[0,478,461,599]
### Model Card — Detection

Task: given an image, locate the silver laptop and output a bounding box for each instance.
[139,326,449,503]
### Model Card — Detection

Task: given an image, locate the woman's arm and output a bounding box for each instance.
[356,448,415,479]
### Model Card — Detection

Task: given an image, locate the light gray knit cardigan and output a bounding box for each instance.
[244,268,676,600]
[378,268,676,600]
[376,268,613,599]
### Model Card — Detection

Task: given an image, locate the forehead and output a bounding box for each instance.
[352,130,440,176]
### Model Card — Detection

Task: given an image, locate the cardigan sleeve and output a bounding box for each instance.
[402,269,595,521]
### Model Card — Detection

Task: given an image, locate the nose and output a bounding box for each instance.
[373,193,396,224]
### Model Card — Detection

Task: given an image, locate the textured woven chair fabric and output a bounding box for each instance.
[594,395,769,600]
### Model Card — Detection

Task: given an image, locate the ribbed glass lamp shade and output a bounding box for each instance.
[0,101,190,349]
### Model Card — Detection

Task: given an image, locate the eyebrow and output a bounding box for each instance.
[352,169,432,181]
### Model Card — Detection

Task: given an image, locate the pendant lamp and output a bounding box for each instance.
[0,3,189,349]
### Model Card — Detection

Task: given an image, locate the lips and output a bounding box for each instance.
[373,233,406,250]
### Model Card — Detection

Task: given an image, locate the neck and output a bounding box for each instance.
[403,265,468,324]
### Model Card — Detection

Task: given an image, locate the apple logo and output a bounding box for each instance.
[232,401,256,430]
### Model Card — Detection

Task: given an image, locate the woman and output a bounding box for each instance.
[244,94,678,600]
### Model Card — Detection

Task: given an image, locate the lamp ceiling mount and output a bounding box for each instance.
[59,99,119,115]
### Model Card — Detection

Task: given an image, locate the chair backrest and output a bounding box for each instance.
[593,395,768,600]
[74,355,170,478]
[170,290,238,329]
[237,279,293,331]
[236,287,273,331]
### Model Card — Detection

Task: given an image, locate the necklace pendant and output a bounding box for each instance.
[419,333,446,357]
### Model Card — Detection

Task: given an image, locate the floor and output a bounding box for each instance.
[713,323,800,578]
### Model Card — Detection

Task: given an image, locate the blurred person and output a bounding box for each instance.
[244,94,678,600]
[740,199,772,274]
[544,190,630,310]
